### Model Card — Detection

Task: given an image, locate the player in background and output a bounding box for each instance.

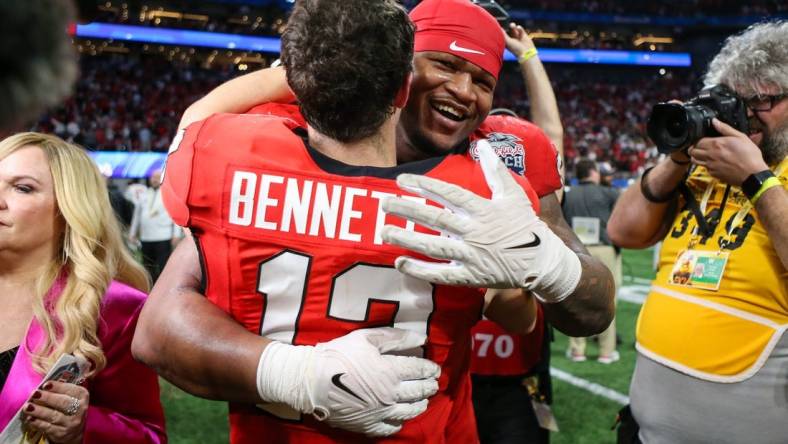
[134,0,545,442]
[176,0,615,337]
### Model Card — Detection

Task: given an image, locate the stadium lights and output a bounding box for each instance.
[74,22,692,67]
[633,36,674,46]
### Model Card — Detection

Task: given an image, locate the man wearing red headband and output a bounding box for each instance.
[135,0,615,442]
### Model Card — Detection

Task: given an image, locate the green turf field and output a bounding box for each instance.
[159,248,656,443]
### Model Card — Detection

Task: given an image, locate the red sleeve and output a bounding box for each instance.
[474,116,563,198]
[521,126,562,197]
[161,118,209,227]
[513,172,541,215]
[246,103,306,128]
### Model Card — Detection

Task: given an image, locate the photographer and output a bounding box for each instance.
[608,20,788,443]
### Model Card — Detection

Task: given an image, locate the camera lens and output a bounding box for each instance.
[648,103,693,153]
[666,118,687,139]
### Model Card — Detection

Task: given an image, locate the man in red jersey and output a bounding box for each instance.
[135,0,546,442]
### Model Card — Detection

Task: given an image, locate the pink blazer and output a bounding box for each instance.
[0,280,167,443]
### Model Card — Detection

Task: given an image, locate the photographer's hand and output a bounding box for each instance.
[691,118,769,186]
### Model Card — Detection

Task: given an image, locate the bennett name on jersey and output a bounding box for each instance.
[228,169,427,245]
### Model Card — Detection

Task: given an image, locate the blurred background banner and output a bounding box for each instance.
[74,22,692,66]
[89,151,166,178]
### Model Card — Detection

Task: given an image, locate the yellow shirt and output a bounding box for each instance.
[637,158,788,382]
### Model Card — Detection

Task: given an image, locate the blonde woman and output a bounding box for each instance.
[0,133,166,443]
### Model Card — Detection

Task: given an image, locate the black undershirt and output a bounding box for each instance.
[0,346,19,393]
[293,127,448,178]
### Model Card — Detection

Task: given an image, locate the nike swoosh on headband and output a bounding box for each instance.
[449,40,485,55]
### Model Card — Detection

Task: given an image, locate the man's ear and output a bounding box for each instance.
[394,71,413,109]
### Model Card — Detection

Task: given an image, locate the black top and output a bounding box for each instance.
[294,127,447,178]
[0,346,19,393]
[562,181,620,246]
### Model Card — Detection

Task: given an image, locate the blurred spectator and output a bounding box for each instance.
[599,161,615,187]
[129,169,182,282]
[562,159,621,363]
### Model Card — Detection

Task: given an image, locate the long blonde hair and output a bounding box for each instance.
[0,132,150,375]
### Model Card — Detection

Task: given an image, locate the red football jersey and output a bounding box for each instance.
[470,307,545,376]
[471,115,563,198]
[162,112,541,444]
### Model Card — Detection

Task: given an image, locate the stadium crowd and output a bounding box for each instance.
[32,56,235,153]
[495,66,696,175]
[33,53,695,179]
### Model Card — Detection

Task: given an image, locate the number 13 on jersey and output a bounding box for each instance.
[256,250,435,356]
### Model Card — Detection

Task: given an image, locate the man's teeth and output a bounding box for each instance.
[436,105,463,119]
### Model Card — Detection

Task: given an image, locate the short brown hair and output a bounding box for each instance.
[281,0,414,142]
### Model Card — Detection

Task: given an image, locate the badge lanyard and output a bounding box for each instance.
[688,159,788,251]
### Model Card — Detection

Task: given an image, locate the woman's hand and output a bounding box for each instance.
[24,381,89,444]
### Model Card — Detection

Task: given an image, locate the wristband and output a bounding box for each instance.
[640,167,680,203]
[518,48,538,63]
[669,155,691,166]
[751,176,782,204]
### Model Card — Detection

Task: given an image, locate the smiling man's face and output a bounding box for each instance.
[396,51,497,162]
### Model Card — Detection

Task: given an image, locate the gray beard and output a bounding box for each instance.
[761,121,788,166]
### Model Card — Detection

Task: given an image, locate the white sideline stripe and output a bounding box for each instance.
[550,367,630,405]
[623,276,653,286]
[617,285,649,305]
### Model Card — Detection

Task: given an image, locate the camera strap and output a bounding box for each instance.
[678,181,730,238]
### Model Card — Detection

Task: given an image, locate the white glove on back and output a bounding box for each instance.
[257,327,440,437]
[380,140,581,303]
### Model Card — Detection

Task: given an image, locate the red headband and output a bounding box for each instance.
[410,0,505,79]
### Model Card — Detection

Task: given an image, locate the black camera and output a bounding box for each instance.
[647,84,749,154]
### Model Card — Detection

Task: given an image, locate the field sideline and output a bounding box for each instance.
[159,248,657,443]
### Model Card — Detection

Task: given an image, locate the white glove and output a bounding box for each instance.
[380,140,581,303]
[256,327,441,437]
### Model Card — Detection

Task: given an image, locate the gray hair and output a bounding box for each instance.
[704,20,788,98]
[0,0,78,132]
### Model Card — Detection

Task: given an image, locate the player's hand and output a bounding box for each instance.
[257,328,440,437]
[504,23,535,60]
[380,140,582,303]
[691,118,769,186]
[23,381,88,444]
